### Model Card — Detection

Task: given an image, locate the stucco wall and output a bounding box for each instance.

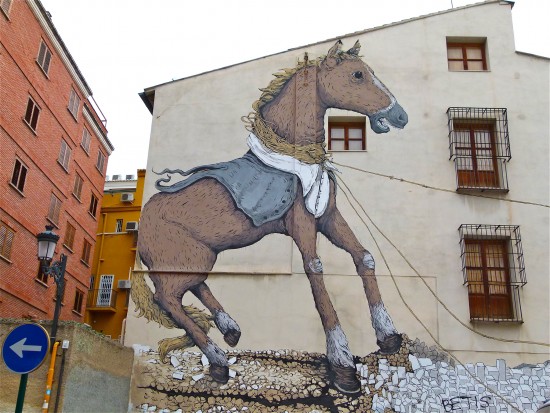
[0,320,133,413]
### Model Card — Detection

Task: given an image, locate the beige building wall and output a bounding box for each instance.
[127,1,549,367]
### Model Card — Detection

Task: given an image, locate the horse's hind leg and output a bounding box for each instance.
[150,273,230,383]
[191,282,241,347]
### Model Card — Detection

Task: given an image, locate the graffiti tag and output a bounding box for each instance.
[442,395,492,412]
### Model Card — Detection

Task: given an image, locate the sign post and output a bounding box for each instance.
[2,324,50,413]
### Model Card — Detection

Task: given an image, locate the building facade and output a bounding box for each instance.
[0,0,113,322]
[85,170,145,341]
[128,1,548,411]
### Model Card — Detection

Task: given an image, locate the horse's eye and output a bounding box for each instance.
[352,71,363,79]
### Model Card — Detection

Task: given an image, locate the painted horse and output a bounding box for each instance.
[135,40,408,394]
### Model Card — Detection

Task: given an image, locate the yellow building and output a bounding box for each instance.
[85,169,145,341]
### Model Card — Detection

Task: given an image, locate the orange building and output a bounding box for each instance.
[85,170,145,341]
[1,0,113,321]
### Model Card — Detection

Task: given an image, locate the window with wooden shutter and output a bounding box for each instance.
[1,0,13,17]
[459,225,526,322]
[48,194,62,225]
[73,174,83,200]
[58,139,71,171]
[37,40,52,75]
[0,223,15,260]
[81,128,91,153]
[68,88,80,119]
[81,239,92,265]
[64,223,76,250]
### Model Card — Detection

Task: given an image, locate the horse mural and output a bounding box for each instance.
[134,39,408,394]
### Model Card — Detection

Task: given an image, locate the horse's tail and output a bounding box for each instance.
[131,270,215,361]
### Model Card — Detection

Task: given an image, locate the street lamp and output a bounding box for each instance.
[36,225,67,349]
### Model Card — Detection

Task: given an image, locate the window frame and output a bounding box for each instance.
[81,127,91,154]
[24,97,41,132]
[64,222,76,251]
[1,0,13,18]
[328,121,366,151]
[88,193,99,218]
[115,219,123,233]
[36,263,49,284]
[73,289,85,314]
[73,174,84,201]
[10,158,28,194]
[96,150,106,175]
[0,222,15,261]
[447,41,487,71]
[57,139,72,171]
[47,193,62,226]
[81,239,92,265]
[36,39,52,76]
[68,88,80,119]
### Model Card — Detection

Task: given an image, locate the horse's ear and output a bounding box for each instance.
[322,40,343,70]
[347,40,361,57]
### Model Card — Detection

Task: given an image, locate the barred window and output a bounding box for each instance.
[0,222,15,260]
[37,40,52,75]
[459,224,526,322]
[447,108,510,191]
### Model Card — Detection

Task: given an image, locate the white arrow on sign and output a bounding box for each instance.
[9,337,42,358]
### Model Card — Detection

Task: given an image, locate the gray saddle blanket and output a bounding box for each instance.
[154,152,298,226]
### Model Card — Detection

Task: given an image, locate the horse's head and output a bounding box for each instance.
[318,40,408,134]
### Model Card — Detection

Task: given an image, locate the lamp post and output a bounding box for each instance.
[36,225,67,350]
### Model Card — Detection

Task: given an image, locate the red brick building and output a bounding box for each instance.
[0,0,113,321]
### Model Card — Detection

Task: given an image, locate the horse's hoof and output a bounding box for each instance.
[377,333,403,355]
[209,364,229,383]
[330,365,361,394]
[223,329,241,347]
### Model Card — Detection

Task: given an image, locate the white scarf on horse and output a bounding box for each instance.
[247,133,337,218]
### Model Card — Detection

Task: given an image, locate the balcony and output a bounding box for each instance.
[86,288,118,312]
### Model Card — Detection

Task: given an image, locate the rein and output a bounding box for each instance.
[241,109,329,165]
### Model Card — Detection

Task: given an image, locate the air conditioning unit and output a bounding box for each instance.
[112,174,121,180]
[117,280,132,289]
[121,193,134,202]
[125,221,139,232]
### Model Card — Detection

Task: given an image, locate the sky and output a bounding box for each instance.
[41,0,549,177]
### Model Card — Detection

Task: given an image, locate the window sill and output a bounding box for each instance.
[62,244,74,254]
[80,259,90,267]
[72,309,83,316]
[46,217,60,229]
[72,193,82,203]
[9,182,25,197]
[22,118,38,135]
[67,107,79,121]
[328,149,367,152]
[57,160,70,173]
[88,212,97,220]
[34,278,49,288]
[35,60,50,78]
[81,144,90,156]
[0,254,13,264]
[456,187,509,193]
[95,166,104,176]
[448,69,491,73]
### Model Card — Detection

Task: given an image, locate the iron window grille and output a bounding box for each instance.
[459,224,526,323]
[447,107,510,192]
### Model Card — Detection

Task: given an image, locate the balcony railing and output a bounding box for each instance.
[86,288,117,310]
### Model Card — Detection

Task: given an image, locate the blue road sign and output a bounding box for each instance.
[2,324,50,374]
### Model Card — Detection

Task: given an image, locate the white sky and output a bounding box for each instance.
[41,0,549,176]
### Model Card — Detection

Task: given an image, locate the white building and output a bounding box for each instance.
[128,1,549,410]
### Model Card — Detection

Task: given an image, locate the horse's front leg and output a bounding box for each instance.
[319,206,402,354]
[285,202,361,394]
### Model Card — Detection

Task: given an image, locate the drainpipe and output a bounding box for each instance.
[53,341,69,413]
[41,341,59,412]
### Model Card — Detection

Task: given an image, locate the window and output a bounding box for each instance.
[447,107,510,191]
[0,223,15,260]
[68,88,80,118]
[96,151,105,174]
[328,119,366,150]
[24,97,40,131]
[10,159,28,193]
[48,194,62,225]
[57,139,71,171]
[73,289,84,314]
[36,40,52,75]
[97,274,114,307]
[64,223,76,250]
[115,219,123,233]
[73,174,83,200]
[89,193,98,217]
[459,224,526,322]
[36,264,49,284]
[81,128,91,153]
[447,39,487,71]
[81,239,92,265]
[1,0,12,17]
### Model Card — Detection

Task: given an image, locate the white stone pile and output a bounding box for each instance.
[360,356,550,413]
